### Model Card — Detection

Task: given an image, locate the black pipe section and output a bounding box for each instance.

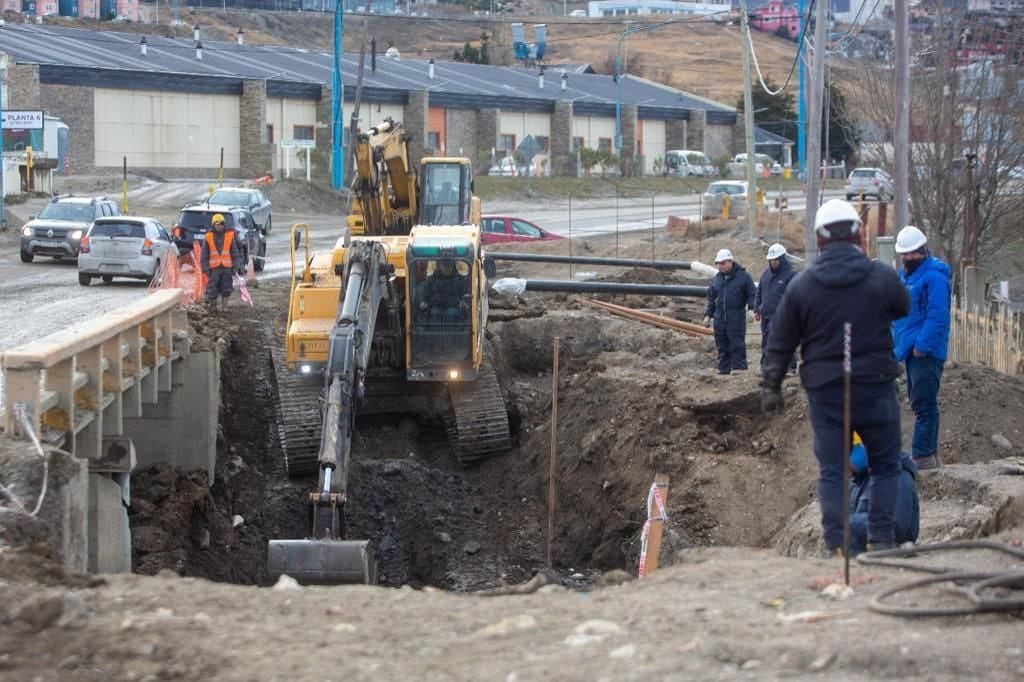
[486,252,696,270]
[522,279,707,298]
[371,37,376,73]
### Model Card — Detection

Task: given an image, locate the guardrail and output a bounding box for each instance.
[2,289,189,459]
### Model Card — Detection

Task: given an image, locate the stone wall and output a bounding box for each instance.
[240,80,273,178]
[404,90,429,167]
[314,84,333,179]
[688,109,706,155]
[475,108,499,167]
[666,119,687,151]
[551,101,574,177]
[40,83,96,175]
[445,108,478,164]
[8,64,40,109]
[620,105,638,177]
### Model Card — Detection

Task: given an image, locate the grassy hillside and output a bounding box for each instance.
[49,6,798,107]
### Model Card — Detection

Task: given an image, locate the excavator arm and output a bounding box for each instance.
[349,118,418,236]
[268,239,400,584]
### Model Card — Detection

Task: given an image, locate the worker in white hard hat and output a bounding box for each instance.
[755,243,797,370]
[761,199,910,555]
[892,225,951,471]
[703,248,757,374]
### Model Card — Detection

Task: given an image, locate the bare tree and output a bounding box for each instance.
[846,12,1024,281]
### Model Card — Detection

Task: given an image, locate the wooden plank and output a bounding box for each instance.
[639,473,670,577]
[74,346,103,461]
[102,334,124,436]
[43,358,76,452]
[1,290,182,371]
[122,326,143,419]
[3,368,42,436]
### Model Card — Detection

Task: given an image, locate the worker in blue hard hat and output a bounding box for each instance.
[848,432,920,555]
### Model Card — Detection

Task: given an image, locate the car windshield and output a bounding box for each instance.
[852,169,876,178]
[90,222,146,238]
[38,202,94,222]
[709,184,745,196]
[208,190,253,207]
[178,211,236,230]
[685,153,707,165]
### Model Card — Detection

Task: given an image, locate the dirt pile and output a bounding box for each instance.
[261,178,349,217]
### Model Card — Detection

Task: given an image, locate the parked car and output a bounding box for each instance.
[206,186,273,233]
[701,181,749,219]
[171,205,267,272]
[481,215,564,245]
[729,153,777,178]
[663,149,709,178]
[77,217,173,286]
[845,167,894,201]
[19,195,120,263]
[487,157,525,177]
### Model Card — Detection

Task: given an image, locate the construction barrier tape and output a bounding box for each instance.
[638,482,669,578]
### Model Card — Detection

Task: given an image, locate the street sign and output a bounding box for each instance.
[1,110,44,130]
[774,196,788,209]
[281,139,316,149]
[517,135,542,166]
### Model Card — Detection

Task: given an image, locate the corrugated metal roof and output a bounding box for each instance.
[0,23,736,119]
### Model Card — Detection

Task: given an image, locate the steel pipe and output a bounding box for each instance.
[485,252,698,270]
[521,279,707,298]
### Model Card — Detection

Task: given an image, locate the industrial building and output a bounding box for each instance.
[0,22,768,180]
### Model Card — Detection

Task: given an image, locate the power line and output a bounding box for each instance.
[746,0,815,96]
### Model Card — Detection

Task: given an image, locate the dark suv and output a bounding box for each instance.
[20,195,120,263]
[171,204,267,272]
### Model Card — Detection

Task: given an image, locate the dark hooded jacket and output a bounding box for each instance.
[704,263,756,329]
[763,242,909,390]
[755,255,796,321]
[850,453,920,553]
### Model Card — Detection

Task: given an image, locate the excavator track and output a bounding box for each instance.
[269,345,324,478]
[447,360,511,466]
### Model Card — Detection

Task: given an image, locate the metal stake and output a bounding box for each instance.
[547,336,560,568]
[841,321,852,585]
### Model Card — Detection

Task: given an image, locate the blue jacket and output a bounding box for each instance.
[763,242,909,390]
[755,256,796,321]
[850,454,920,554]
[704,263,756,329]
[893,256,951,361]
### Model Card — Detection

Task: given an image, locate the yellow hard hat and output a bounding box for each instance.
[211,213,226,225]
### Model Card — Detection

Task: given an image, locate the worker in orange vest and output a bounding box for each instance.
[200,213,241,310]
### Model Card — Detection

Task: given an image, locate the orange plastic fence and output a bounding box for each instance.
[150,242,206,305]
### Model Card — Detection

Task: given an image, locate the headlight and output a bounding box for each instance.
[300,364,312,374]
[69,230,83,240]
[22,226,32,236]
[448,369,460,380]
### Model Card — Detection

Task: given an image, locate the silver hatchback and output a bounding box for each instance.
[78,217,174,286]
[845,167,894,201]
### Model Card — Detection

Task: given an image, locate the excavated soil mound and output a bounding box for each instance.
[261,179,350,216]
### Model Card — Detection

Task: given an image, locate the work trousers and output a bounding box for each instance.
[206,269,234,300]
[760,318,797,371]
[905,355,944,458]
[713,318,747,374]
[806,381,902,549]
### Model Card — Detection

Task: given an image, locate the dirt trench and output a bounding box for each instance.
[126,280,822,590]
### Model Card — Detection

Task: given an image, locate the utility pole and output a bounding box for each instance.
[962,151,978,266]
[803,0,827,263]
[739,0,758,240]
[331,0,344,189]
[797,0,806,175]
[893,0,909,231]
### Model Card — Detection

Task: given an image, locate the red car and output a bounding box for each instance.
[480,215,564,245]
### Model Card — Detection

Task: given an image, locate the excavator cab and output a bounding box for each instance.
[419,159,477,226]
[405,233,482,382]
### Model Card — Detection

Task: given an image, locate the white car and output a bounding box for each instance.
[702,181,749,219]
[78,217,174,286]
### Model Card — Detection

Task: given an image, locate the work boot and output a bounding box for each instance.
[866,542,897,553]
[220,295,230,311]
[912,454,941,471]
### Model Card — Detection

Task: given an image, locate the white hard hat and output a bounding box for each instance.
[766,243,787,260]
[894,225,928,253]
[814,199,862,238]
[714,249,734,264]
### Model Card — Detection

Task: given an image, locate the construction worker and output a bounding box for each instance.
[848,432,920,555]
[703,248,757,374]
[761,199,910,554]
[201,213,241,310]
[892,225,951,471]
[755,243,796,369]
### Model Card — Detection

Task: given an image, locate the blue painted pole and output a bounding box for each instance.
[614,51,622,154]
[797,0,806,176]
[331,0,344,189]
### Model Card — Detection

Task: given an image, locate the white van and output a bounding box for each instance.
[663,149,710,177]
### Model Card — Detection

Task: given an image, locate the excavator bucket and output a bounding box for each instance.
[267,539,377,585]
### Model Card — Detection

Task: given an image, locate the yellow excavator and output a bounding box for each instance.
[267,119,510,584]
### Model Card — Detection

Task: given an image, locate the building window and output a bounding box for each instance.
[427,131,441,150]
[266,124,274,144]
[598,137,612,152]
[499,134,516,152]
[293,125,314,140]
[534,135,549,152]
[572,136,584,152]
